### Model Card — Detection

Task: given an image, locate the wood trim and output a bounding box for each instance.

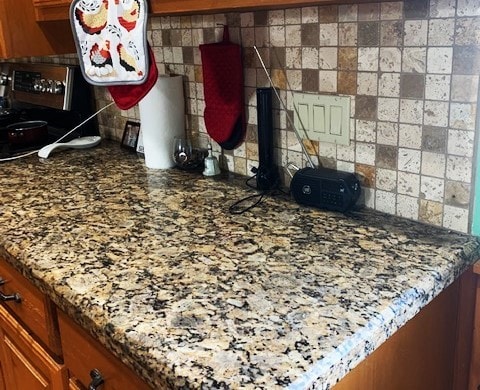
[453,267,477,390]
[333,278,460,390]
[469,274,480,389]
[149,0,377,15]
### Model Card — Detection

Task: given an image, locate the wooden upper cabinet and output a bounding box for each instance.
[33,0,72,22]
[149,0,375,15]
[0,0,74,59]
[33,0,379,22]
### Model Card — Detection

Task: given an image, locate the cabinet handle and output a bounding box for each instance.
[0,278,21,303]
[88,369,105,390]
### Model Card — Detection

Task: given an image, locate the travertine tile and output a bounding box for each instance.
[302,69,319,92]
[376,168,397,192]
[301,6,319,23]
[319,5,338,23]
[358,22,380,46]
[319,70,337,92]
[380,21,403,46]
[337,71,357,95]
[427,48,453,74]
[419,199,443,226]
[355,96,378,120]
[358,3,380,21]
[377,122,398,146]
[445,181,471,207]
[451,75,479,102]
[381,2,403,20]
[339,23,358,46]
[400,99,424,124]
[457,0,480,16]
[376,145,398,169]
[319,47,338,69]
[453,46,480,75]
[398,148,422,173]
[355,143,376,165]
[450,103,477,130]
[421,176,445,202]
[421,151,446,178]
[358,48,379,71]
[301,47,319,68]
[376,190,396,213]
[422,126,447,153]
[338,47,357,70]
[443,205,469,233]
[268,9,285,26]
[378,97,400,122]
[424,101,449,127]
[355,163,376,188]
[446,155,472,183]
[356,120,377,142]
[320,23,338,46]
[285,8,301,24]
[380,48,402,72]
[398,171,420,196]
[286,47,302,69]
[400,74,425,99]
[357,72,378,95]
[285,25,302,46]
[448,129,475,158]
[397,194,419,220]
[301,24,319,46]
[379,73,401,97]
[338,4,357,22]
[404,20,428,46]
[428,19,455,46]
[404,0,429,19]
[402,48,427,73]
[425,75,450,101]
[270,25,286,46]
[430,0,456,18]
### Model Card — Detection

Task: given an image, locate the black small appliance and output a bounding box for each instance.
[290,167,361,212]
[0,62,97,158]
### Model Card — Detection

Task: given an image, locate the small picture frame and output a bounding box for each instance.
[121,121,141,151]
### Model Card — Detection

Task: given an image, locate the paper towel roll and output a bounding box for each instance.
[138,75,185,169]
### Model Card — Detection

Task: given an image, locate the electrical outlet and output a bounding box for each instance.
[293,93,350,145]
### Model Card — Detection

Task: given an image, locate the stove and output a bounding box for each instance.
[0,62,97,158]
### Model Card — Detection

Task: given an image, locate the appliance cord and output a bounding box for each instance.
[0,102,115,162]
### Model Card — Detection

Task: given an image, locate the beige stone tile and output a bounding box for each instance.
[419,199,443,226]
[443,205,469,233]
[428,19,455,46]
[451,75,479,102]
[398,171,420,196]
[397,194,419,220]
[420,176,445,202]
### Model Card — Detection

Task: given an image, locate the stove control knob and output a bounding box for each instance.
[50,80,64,95]
[33,79,43,92]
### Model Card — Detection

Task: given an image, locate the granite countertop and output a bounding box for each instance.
[0,141,479,389]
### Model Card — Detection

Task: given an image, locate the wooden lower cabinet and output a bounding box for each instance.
[468,262,480,389]
[333,269,475,390]
[0,305,67,390]
[58,310,151,390]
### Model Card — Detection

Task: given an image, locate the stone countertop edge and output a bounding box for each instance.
[0,141,479,390]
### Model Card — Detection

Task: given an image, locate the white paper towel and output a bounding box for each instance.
[138,75,185,169]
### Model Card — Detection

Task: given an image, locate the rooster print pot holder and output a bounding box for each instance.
[70,0,148,85]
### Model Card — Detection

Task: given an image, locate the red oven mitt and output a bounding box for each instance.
[107,44,158,110]
[200,26,245,149]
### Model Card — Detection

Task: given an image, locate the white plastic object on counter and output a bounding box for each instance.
[38,136,102,159]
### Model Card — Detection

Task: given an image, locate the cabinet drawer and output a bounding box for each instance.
[0,305,68,390]
[0,259,61,358]
[58,310,152,390]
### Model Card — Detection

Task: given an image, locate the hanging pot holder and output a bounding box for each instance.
[200,26,245,149]
[70,0,149,86]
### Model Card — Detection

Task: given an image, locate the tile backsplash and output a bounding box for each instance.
[60,0,480,233]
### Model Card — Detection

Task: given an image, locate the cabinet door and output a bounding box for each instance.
[32,0,72,22]
[468,262,480,389]
[0,305,68,390]
[0,0,74,58]
[58,310,152,390]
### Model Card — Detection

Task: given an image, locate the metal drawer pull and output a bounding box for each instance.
[88,369,105,390]
[0,291,21,303]
[0,278,21,303]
